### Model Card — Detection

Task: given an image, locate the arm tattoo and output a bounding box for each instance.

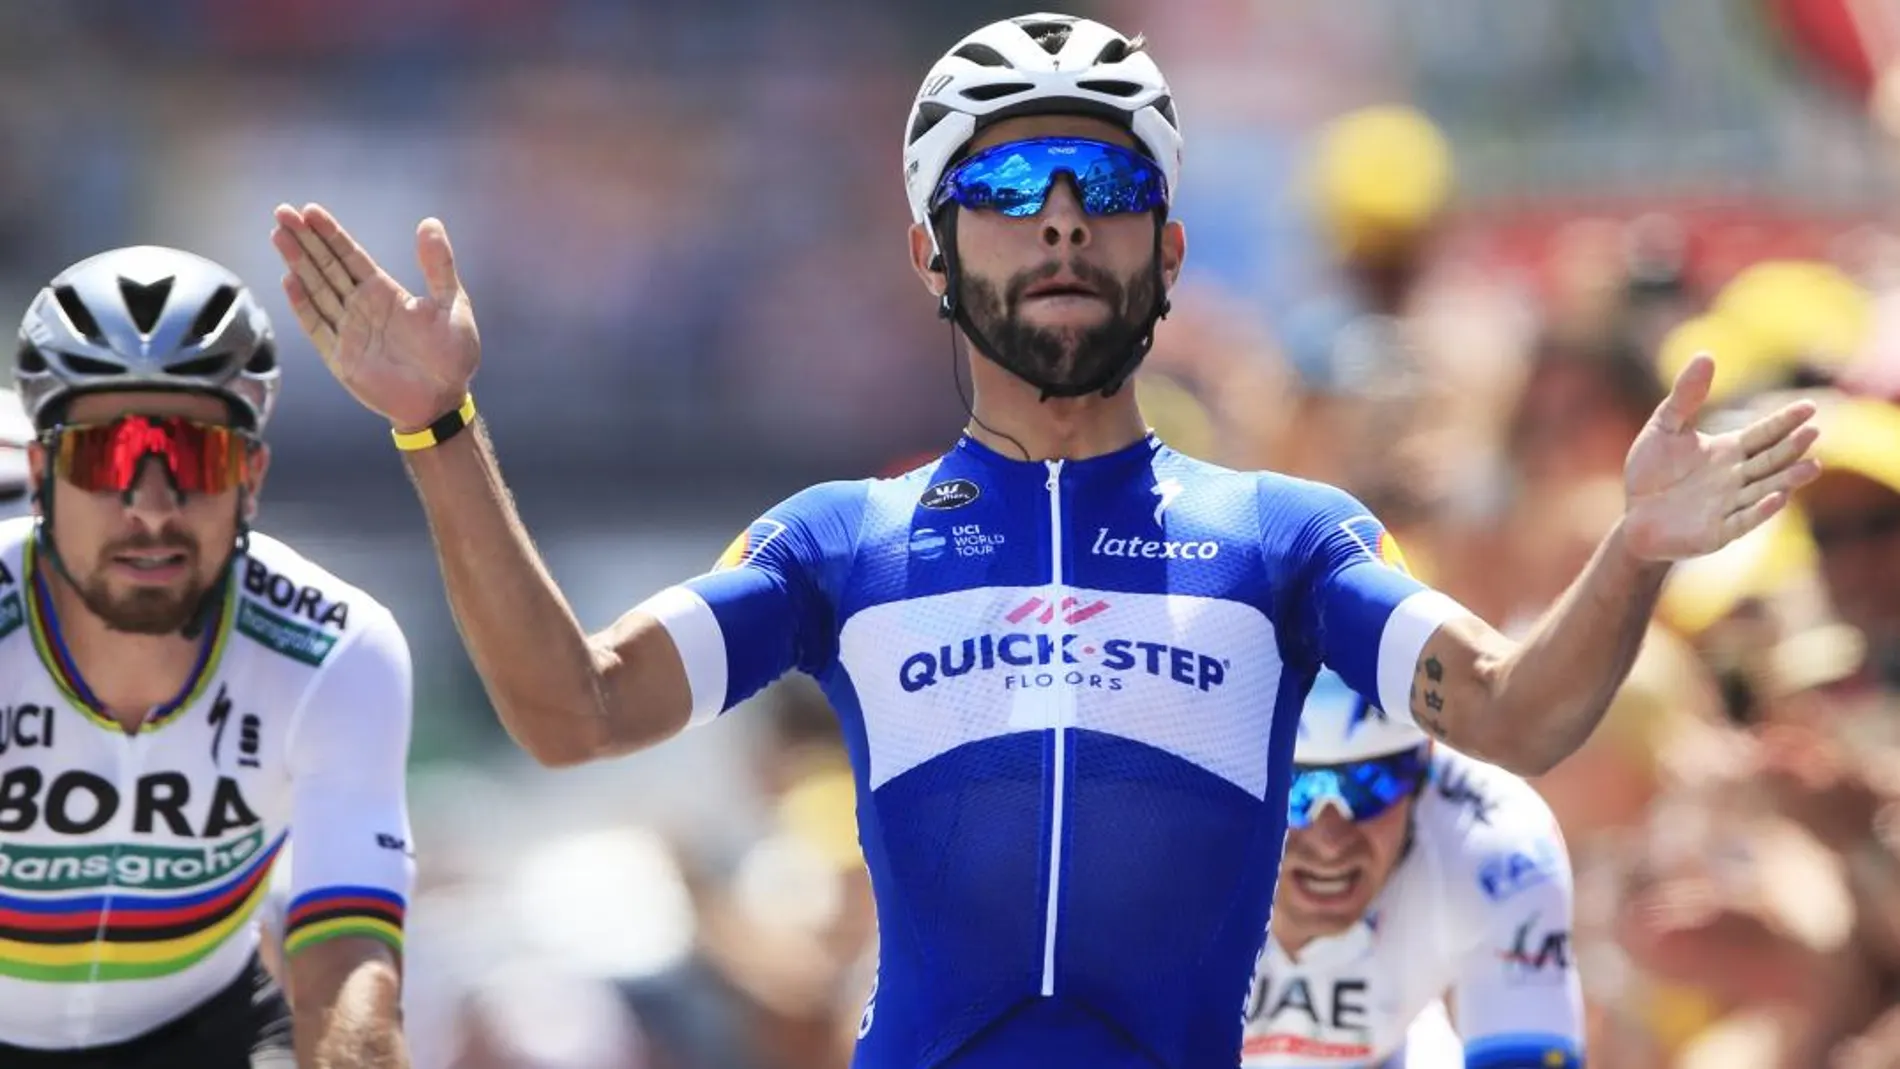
[1412,656,1449,738]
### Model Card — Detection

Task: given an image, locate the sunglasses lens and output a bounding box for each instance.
[931,137,1168,219]
[55,416,247,495]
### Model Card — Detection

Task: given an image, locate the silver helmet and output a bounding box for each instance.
[14,245,280,433]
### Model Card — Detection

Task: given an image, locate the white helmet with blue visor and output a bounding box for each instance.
[1288,668,1433,829]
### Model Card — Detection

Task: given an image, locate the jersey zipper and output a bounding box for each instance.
[71,727,145,1045]
[1040,458,1067,997]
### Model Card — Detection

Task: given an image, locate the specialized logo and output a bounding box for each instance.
[1339,515,1409,575]
[1151,477,1184,524]
[1089,528,1220,560]
[919,478,981,511]
[714,518,788,572]
[897,597,1229,693]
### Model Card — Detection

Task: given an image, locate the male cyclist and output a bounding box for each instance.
[267,13,1817,1067]
[1242,670,1580,1068]
[0,246,416,1068]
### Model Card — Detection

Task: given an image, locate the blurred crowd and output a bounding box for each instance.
[6,0,1900,1067]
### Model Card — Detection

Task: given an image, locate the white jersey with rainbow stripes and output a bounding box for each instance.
[0,516,415,1050]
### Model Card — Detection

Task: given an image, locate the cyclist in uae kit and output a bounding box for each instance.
[268,12,1819,1067]
[1241,670,1582,1068]
[0,247,415,1068]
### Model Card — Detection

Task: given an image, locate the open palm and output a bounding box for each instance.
[269,204,480,431]
[1621,353,1822,561]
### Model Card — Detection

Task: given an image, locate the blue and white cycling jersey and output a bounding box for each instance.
[642,433,1465,1069]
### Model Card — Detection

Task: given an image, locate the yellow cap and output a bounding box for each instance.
[1659,508,1815,637]
[1806,394,1900,497]
[776,767,863,872]
[1309,105,1453,256]
[1656,313,1770,407]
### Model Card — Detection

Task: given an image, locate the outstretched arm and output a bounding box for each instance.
[269,206,691,765]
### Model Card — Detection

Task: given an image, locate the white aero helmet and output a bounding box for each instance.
[15,245,280,433]
[0,388,28,506]
[1295,668,1430,766]
[901,12,1183,231]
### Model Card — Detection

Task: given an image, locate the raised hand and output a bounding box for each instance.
[1621,352,1823,562]
[270,204,480,432]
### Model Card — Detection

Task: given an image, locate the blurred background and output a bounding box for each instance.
[7,0,1900,1065]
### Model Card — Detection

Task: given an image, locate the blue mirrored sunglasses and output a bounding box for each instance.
[1286,746,1430,830]
[930,136,1169,219]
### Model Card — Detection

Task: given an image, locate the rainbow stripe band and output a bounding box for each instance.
[0,832,287,983]
[283,886,405,956]
[1465,1035,1583,1069]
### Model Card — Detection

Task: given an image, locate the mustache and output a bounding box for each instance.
[1004,260,1125,309]
[102,529,198,558]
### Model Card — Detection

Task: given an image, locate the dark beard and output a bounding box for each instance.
[76,530,212,635]
[961,258,1158,396]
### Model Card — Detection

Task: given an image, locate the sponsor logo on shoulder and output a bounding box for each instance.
[243,559,349,630]
[237,601,338,667]
[1500,916,1572,984]
[1339,514,1410,574]
[0,590,21,644]
[1477,839,1562,902]
[919,478,980,511]
[714,518,788,572]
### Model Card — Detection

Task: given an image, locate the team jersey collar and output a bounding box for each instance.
[953,430,1164,475]
[23,536,235,734]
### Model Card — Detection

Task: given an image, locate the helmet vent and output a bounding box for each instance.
[62,352,124,376]
[1076,79,1142,98]
[908,102,953,145]
[1018,22,1072,54]
[244,339,277,374]
[53,286,104,343]
[962,82,1033,103]
[164,353,230,378]
[952,43,1008,67]
[185,286,238,346]
[118,277,174,335]
[16,341,46,373]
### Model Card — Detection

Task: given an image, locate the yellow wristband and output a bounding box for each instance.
[391,394,477,452]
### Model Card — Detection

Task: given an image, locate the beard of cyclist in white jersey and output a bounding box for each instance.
[1245,670,1584,1069]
